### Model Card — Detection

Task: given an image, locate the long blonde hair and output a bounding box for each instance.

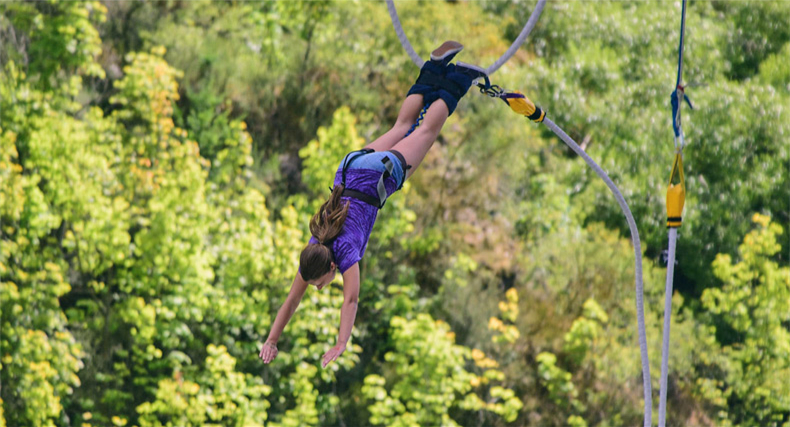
[299,185,350,281]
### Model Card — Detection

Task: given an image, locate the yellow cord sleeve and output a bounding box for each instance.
[666,153,686,228]
[503,91,545,123]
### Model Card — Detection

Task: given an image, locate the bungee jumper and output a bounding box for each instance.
[259,41,488,368]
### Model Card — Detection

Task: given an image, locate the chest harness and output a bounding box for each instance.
[335,149,408,209]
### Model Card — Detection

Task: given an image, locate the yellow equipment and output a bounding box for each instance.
[666,152,685,228]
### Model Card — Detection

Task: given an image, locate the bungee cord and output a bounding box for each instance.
[542,116,652,427]
[475,85,658,427]
[387,2,654,425]
[385,0,423,70]
[386,0,548,76]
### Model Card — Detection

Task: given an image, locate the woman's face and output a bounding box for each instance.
[311,263,336,290]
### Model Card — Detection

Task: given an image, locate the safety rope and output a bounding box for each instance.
[675,0,686,91]
[659,225,679,427]
[386,0,548,76]
[660,152,686,427]
[660,1,690,426]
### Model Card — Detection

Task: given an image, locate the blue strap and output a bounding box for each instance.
[671,0,693,140]
[404,102,431,138]
[670,86,694,138]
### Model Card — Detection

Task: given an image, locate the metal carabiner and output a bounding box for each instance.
[477,83,506,98]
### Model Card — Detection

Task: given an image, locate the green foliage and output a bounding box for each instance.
[362,314,474,426]
[713,1,790,81]
[564,299,609,365]
[681,79,790,293]
[1,26,87,427]
[1,0,106,92]
[536,352,580,410]
[2,14,279,423]
[699,214,790,425]
[362,314,521,426]
[506,0,790,295]
[758,42,790,89]
[137,345,270,427]
[489,288,521,344]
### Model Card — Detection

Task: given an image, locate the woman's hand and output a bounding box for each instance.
[322,343,346,368]
[259,341,278,364]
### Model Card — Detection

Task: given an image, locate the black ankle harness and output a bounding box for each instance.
[336,149,409,209]
[415,66,492,102]
[415,68,466,101]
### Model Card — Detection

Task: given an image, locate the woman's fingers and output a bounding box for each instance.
[321,350,333,368]
[321,347,343,368]
[263,345,342,367]
[260,344,278,363]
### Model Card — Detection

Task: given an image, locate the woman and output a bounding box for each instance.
[260,41,486,368]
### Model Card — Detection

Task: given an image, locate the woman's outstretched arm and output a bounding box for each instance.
[322,262,360,368]
[259,272,309,363]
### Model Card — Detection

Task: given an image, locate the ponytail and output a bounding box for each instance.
[300,186,350,281]
[309,185,350,245]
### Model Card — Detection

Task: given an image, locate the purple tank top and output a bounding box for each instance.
[307,167,400,273]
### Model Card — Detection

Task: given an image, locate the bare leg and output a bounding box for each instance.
[390,100,450,179]
[364,95,425,152]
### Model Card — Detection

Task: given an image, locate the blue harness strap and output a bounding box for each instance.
[337,149,396,209]
[340,148,375,187]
